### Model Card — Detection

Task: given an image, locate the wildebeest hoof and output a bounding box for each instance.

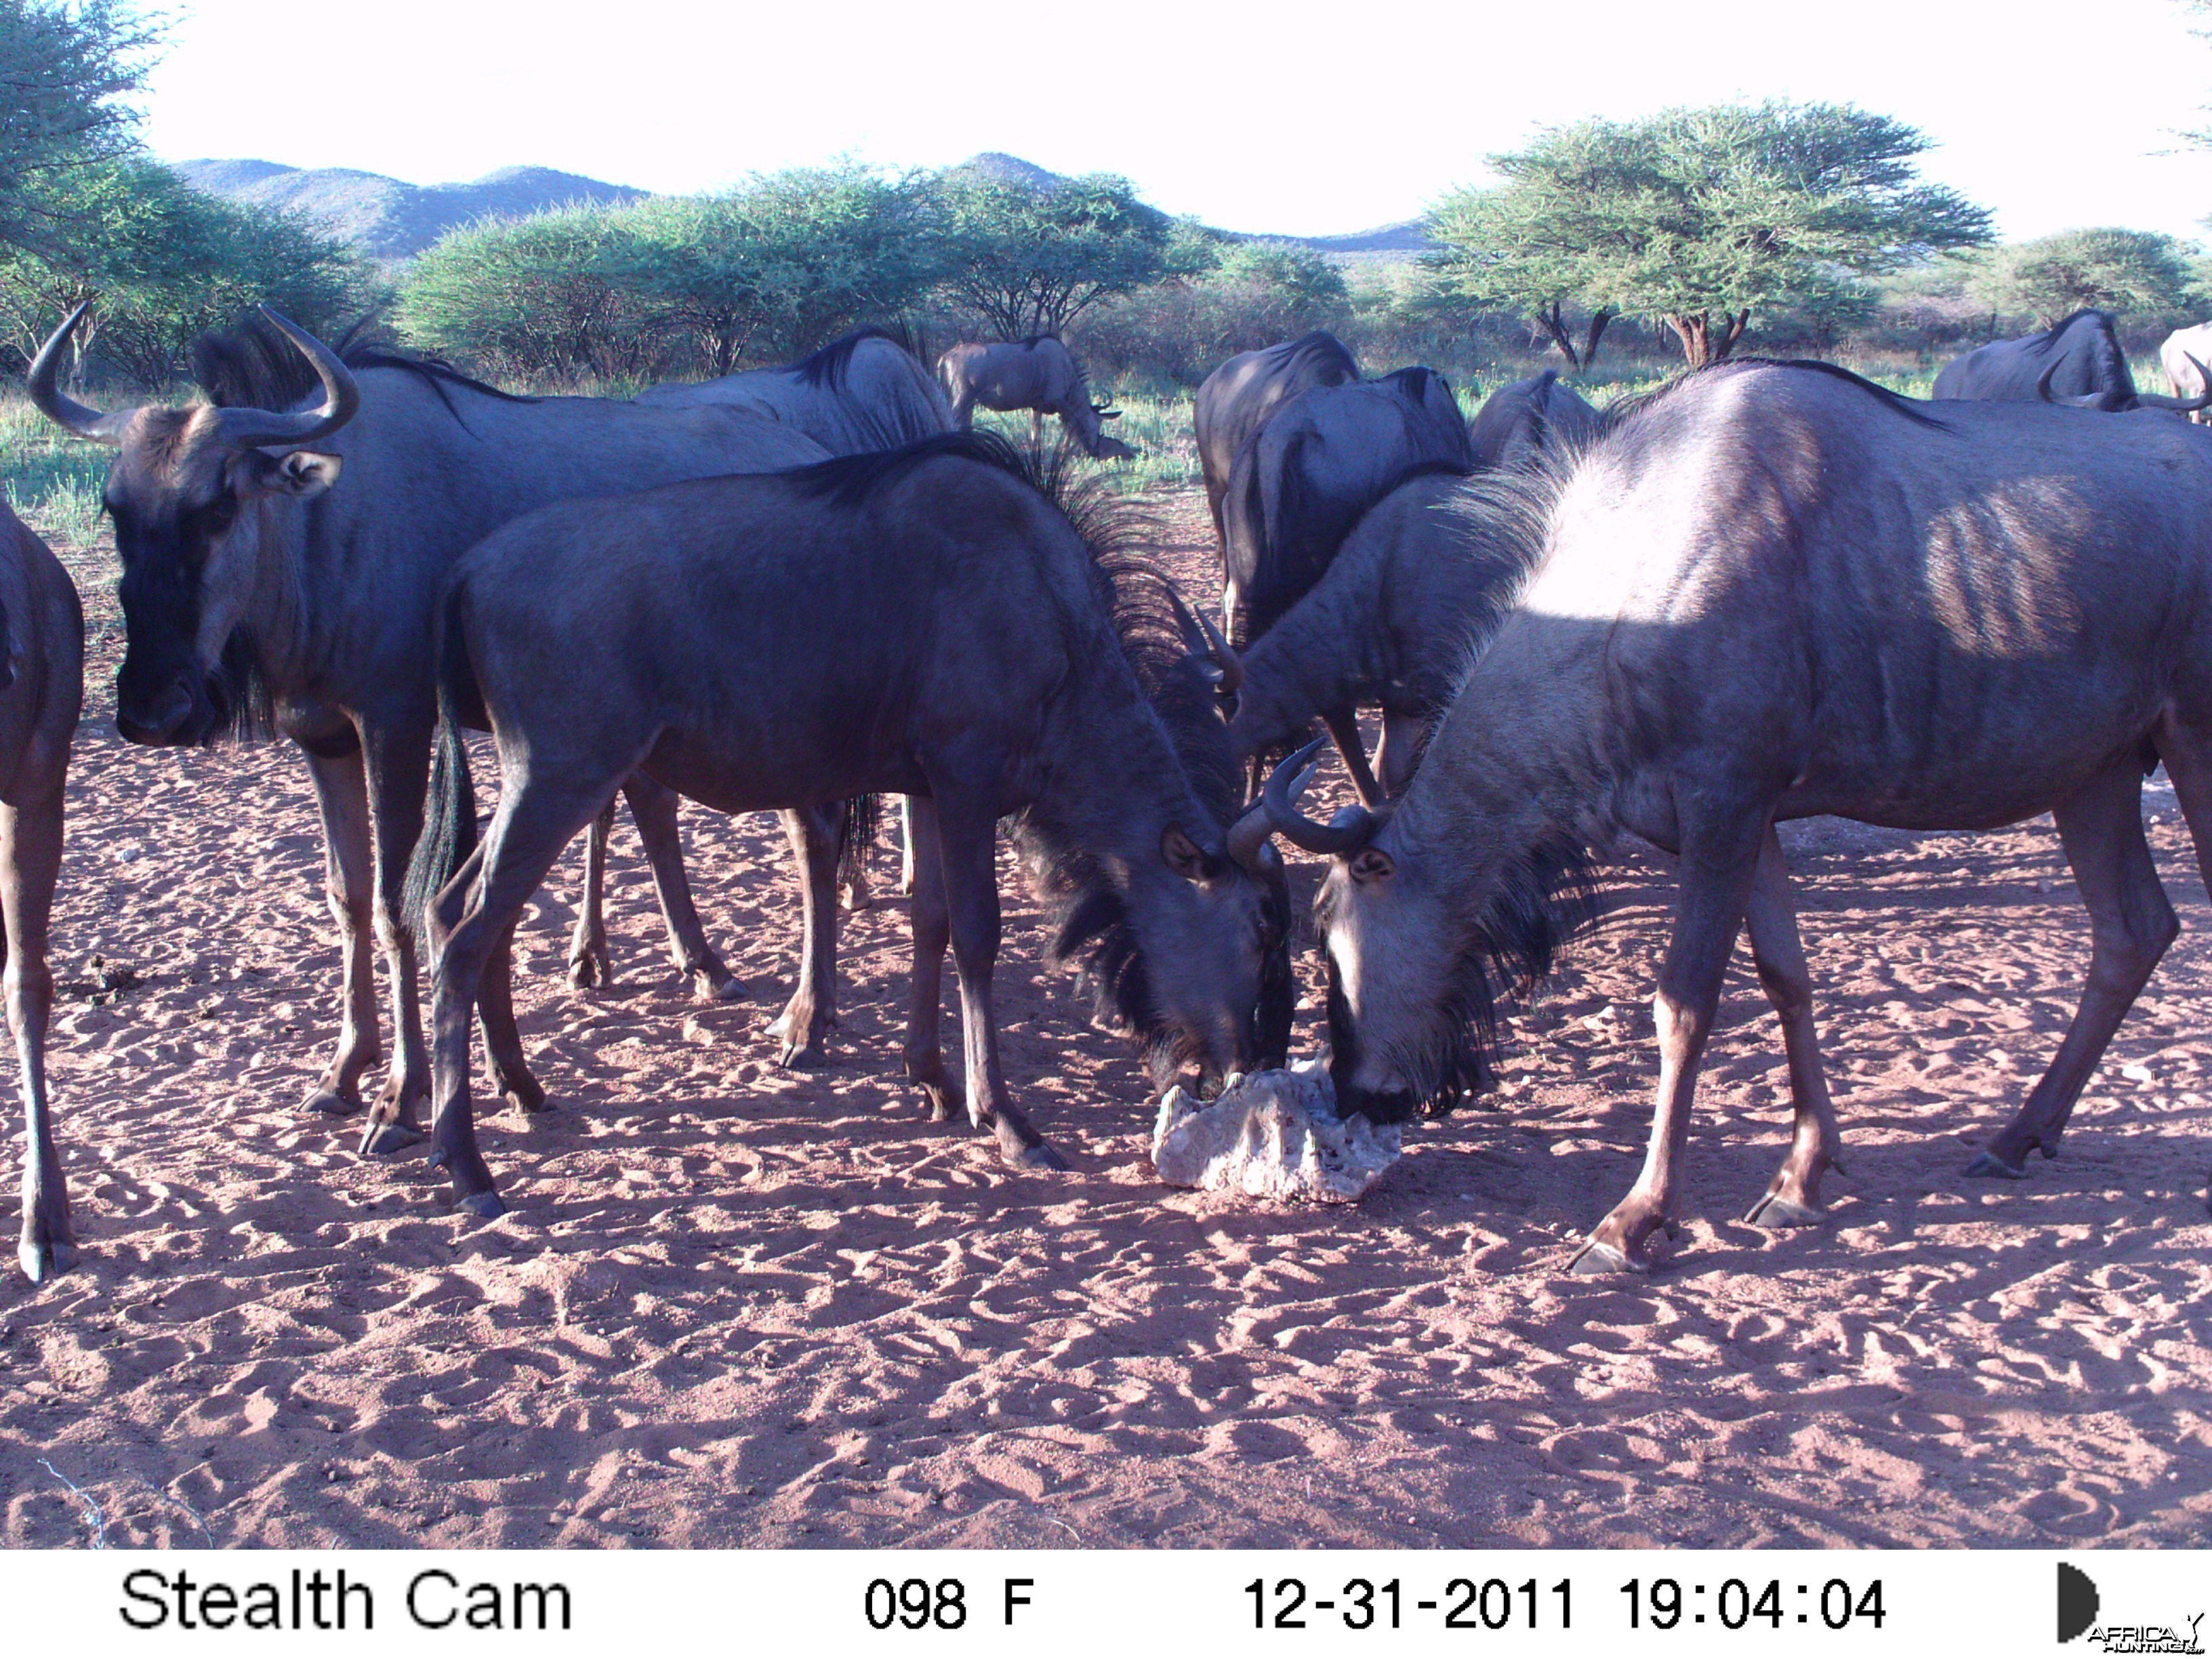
[777,1041,827,1070]
[1743,1190,1823,1227]
[838,884,872,913]
[359,1120,426,1156]
[568,949,609,991]
[18,1233,77,1282]
[696,971,746,1004]
[1568,1238,1641,1276]
[1964,1147,2028,1179]
[1007,1141,1069,1172]
[303,1086,361,1118]
[452,1189,506,1221]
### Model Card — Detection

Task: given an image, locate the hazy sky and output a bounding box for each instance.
[140,0,2212,243]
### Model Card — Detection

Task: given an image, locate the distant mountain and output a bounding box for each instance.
[171,160,646,259]
[173,152,1430,262]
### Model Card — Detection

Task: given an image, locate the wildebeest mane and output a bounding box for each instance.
[785,325,901,389]
[1279,329,1359,384]
[193,312,535,428]
[1606,356,1950,434]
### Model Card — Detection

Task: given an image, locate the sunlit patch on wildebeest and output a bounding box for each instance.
[1279,357,2212,1274]
[0,501,82,1281]
[27,302,827,1155]
[937,336,1134,459]
[406,432,1292,1216]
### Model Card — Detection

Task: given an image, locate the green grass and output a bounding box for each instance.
[0,391,112,547]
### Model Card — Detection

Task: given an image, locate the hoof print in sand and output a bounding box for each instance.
[1151,1061,1400,1203]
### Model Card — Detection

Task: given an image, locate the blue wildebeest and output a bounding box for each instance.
[1178,464,1519,802]
[1933,308,2209,411]
[636,327,951,451]
[938,337,1135,459]
[1221,368,1473,806]
[1467,370,1603,471]
[2161,323,2212,424]
[0,501,81,1280]
[1273,359,2212,1273]
[1193,331,1360,544]
[405,433,1292,1216]
[28,304,829,1154]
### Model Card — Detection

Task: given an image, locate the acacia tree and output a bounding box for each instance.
[0,0,160,259]
[929,169,1171,339]
[1971,228,2198,327]
[1429,102,1993,367]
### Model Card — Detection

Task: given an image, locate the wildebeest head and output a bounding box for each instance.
[2036,353,2212,415]
[29,302,358,745]
[1258,739,1595,1123]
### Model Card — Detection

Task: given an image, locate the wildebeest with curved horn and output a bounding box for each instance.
[0,501,81,1280]
[1176,464,1520,802]
[407,432,1291,1215]
[1193,331,1360,542]
[1277,358,2212,1274]
[938,336,1135,459]
[636,326,952,451]
[1467,369,1603,471]
[1221,368,1473,804]
[1933,308,2209,411]
[27,302,829,1153]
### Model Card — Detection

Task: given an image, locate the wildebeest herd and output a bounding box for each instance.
[7,297,2212,1286]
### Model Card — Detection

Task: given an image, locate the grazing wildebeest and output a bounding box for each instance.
[407,432,1292,1215]
[1221,368,1474,804]
[2160,323,2212,425]
[28,302,830,1153]
[635,327,951,449]
[1933,308,2208,411]
[1179,464,1511,800]
[0,502,81,1281]
[1272,358,2212,1273]
[1466,370,1603,470]
[1193,331,1360,541]
[937,337,1135,459]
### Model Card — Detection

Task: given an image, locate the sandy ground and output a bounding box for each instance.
[1,487,2208,1551]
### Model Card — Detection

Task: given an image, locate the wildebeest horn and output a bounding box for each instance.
[2135,354,2212,411]
[1227,796,1280,874]
[210,306,361,451]
[1261,737,1378,855]
[1117,558,1245,693]
[27,302,134,444]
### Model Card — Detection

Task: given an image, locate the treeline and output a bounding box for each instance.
[6,0,2211,401]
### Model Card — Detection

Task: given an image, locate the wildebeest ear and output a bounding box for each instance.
[1161,825,1213,882]
[233,449,343,500]
[1349,847,1394,884]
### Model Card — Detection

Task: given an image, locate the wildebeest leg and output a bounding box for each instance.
[623,773,742,1002]
[473,920,545,1117]
[428,783,608,1218]
[900,796,962,1124]
[357,720,433,1156]
[565,798,616,990]
[1967,758,2174,1179]
[2151,723,2212,1212]
[931,779,1067,1171]
[764,806,838,1067]
[1572,807,1765,1274]
[300,743,381,1117]
[1322,703,1387,810]
[4,785,70,1280]
[1740,825,1847,1227]
[899,796,916,897]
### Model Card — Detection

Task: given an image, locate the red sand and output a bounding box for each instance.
[1,491,2207,1549]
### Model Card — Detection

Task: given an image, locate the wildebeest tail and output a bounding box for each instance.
[837,794,883,894]
[401,586,483,937]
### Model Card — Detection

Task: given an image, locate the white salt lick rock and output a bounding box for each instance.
[1151,1061,1401,1203]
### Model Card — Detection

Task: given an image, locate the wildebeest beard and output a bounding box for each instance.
[1323,830,1603,1121]
[113,518,276,747]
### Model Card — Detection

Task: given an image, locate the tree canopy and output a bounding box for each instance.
[1967,228,2200,327]
[1428,101,1993,366]
[0,0,160,259]
[928,169,1172,338]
